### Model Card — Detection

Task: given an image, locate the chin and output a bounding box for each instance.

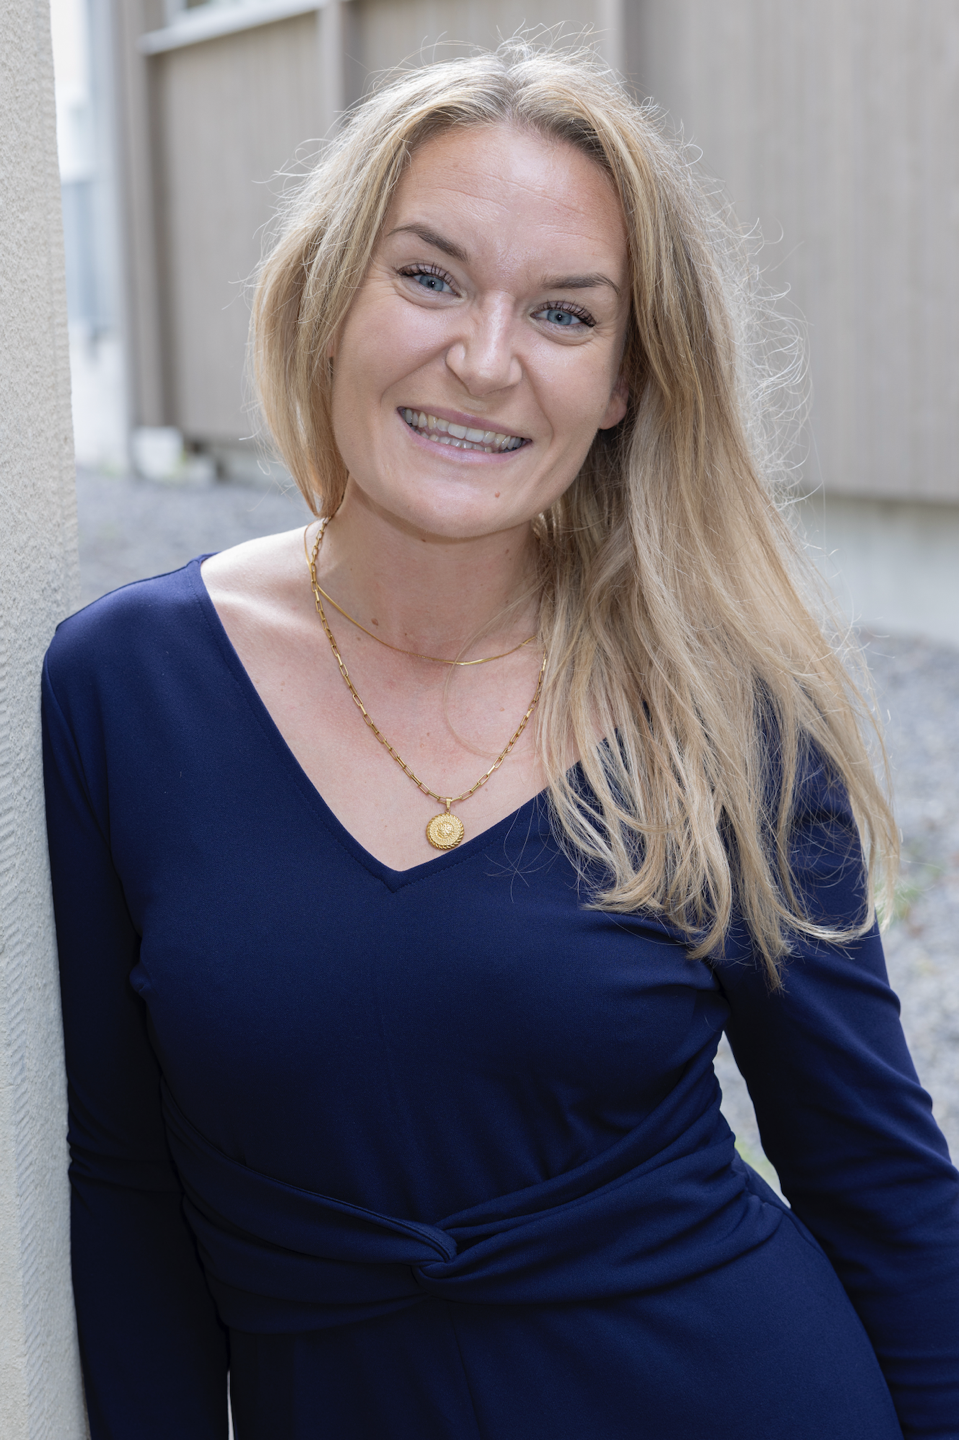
[399,503,517,542]
[361,473,530,541]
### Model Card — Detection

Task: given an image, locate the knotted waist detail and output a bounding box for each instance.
[161,1064,786,1334]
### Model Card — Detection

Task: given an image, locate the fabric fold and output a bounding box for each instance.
[162,1056,788,1334]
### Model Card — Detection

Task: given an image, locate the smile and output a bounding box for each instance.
[400,408,527,453]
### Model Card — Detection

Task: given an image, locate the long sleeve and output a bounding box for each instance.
[719,761,959,1439]
[42,653,228,1439]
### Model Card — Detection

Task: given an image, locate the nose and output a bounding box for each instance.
[444,296,522,397]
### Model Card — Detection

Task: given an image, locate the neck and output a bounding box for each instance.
[316,484,540,660]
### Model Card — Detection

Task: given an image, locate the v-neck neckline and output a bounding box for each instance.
[188,556,553,892]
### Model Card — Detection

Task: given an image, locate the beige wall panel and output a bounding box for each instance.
[156,14,322,441]
[356,0,605,77]
[115,0,168,427]
[631,1,959,503]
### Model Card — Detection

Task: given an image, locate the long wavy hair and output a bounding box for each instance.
[252,40,897,983]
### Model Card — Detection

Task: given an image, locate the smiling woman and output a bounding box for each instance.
[42,39,959,1440]
[324,121,628,559]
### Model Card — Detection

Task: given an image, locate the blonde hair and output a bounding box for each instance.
[252,40,897,983]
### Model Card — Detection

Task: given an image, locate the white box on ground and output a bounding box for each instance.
[132,426,185,480]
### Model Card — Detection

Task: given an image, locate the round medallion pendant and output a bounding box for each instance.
[426,812,466,850]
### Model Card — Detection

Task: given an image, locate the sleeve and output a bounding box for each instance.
[717,759,959,1440]
[42,652,229,1440]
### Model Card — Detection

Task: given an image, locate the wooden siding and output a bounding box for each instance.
[629,1,959,503]
[141,0,607,443]
[127,0,958,503]
[355,0,607,74]
[114,0,167,426]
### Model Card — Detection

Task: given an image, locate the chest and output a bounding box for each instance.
[98,606,728,1207]
[114,717,723,1114]
[203,578,553,871]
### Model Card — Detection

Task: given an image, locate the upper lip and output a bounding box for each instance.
[398,404,530,441]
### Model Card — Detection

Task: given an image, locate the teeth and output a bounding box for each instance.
[401,408,524,453]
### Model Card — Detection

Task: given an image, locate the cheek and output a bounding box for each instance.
[330,313,400,449]
[336,295,447,396]
[533,347,621,444]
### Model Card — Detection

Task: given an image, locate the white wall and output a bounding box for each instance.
[51,0,128,471]
[0,0,87,1432]
[799,494,959,650]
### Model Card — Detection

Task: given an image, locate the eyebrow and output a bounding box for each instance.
[541,272,621,297]
[386,224,622,297]
[387,224,471,264]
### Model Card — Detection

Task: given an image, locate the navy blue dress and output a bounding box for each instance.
[42,560,959,1440]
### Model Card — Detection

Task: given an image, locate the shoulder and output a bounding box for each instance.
[46,525,307,680]
[45,559,210,696]
[786,742,862,865]
[42,561,226,802]
[199,526,310,622]
[759,720,861,856]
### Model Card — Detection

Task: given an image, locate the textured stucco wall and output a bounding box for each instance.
[0,0,87,1434]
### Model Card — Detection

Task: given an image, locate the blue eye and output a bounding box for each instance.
[403,268,454,294]
[534,304,594,329]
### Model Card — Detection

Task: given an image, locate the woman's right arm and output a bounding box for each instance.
[42,652,229,1440]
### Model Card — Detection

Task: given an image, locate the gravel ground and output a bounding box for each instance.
[74,467,959,1179]
[74,465,313,607]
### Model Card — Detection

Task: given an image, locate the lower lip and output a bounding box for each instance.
[397,410,528,463]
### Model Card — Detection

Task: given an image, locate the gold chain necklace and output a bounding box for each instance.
[302,526,536,666]
[307,518,546,851]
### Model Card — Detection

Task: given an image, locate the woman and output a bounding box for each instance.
[43,42,959,1440]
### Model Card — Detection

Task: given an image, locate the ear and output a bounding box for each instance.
[598,374,629,431]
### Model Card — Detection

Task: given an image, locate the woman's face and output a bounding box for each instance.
[329,122,630,541]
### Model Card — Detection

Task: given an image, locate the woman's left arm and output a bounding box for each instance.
[719,764,959,1439]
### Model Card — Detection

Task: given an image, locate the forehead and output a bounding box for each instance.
[383,123,628,285]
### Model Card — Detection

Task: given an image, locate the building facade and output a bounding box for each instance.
[111,0,959,639]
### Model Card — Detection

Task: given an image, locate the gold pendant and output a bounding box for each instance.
[426,810,465,851]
